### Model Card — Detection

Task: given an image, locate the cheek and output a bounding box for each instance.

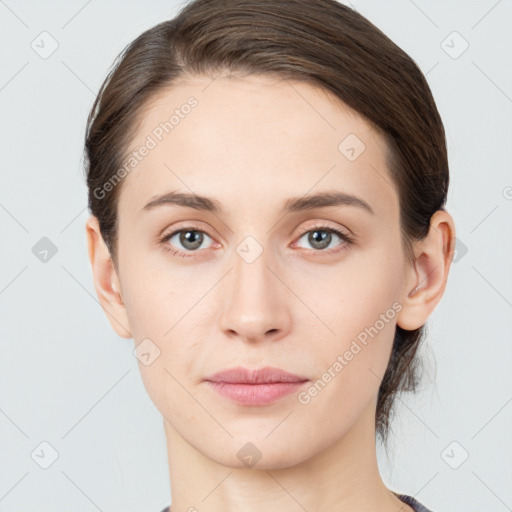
[118,246,186,338]
[291,245,403,399]
[289,241,403,340]
[295,294,399,432]
[118,253,210,394]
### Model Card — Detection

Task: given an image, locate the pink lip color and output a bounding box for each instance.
[204,366,309,406]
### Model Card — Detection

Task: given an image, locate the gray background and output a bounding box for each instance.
[0,0,511,511]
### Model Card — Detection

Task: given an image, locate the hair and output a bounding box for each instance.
[83,0,449,446]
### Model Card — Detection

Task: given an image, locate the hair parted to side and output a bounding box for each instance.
[83,0,449,446]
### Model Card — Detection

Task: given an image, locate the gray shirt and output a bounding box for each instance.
[395,493,435,511]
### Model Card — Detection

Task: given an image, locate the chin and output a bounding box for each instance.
[195,433,315,471]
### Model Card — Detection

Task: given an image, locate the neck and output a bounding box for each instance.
[163,401,412,512]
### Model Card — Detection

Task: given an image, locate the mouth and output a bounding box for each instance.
[204,366,309,406]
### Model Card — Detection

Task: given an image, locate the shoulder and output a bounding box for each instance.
[396,493,436,512]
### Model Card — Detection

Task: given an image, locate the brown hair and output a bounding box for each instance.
[83,0,448,445]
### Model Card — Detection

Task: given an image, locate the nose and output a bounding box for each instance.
[218,244,292,344]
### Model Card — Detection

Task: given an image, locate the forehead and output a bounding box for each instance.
[119,73,397,219]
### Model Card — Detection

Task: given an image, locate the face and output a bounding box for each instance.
[108,73,413,468]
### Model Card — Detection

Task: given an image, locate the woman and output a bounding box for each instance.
[84,0,455,510]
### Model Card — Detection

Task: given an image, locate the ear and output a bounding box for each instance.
[85,215,132,338]
[396,209,456,331]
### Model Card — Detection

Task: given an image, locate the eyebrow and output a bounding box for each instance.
[140,190,374,215]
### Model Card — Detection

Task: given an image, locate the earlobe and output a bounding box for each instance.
[85,215,132,338]
[396,210,456,331]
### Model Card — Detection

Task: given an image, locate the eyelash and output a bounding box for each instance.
[159,223,355,259]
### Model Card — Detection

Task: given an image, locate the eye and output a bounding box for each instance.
[294,225,354,254]
[159,223,354,259]
[160,225,214,258]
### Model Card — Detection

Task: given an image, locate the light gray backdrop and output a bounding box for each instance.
[0,0,511,511]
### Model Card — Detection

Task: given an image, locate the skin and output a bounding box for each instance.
[86,72,455,512]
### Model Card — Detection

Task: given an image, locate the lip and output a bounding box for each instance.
[204,366,309,406]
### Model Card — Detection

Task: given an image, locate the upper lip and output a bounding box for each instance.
[205,366,309,384]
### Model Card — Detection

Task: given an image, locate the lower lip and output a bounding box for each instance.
[205,381,308,405]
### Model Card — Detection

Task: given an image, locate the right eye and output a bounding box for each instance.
[160,226,215,258]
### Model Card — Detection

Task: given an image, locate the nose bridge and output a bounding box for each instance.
[218,235,290,341]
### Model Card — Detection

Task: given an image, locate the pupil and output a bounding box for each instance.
[310,230,330,250]
[181,230,202,250]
